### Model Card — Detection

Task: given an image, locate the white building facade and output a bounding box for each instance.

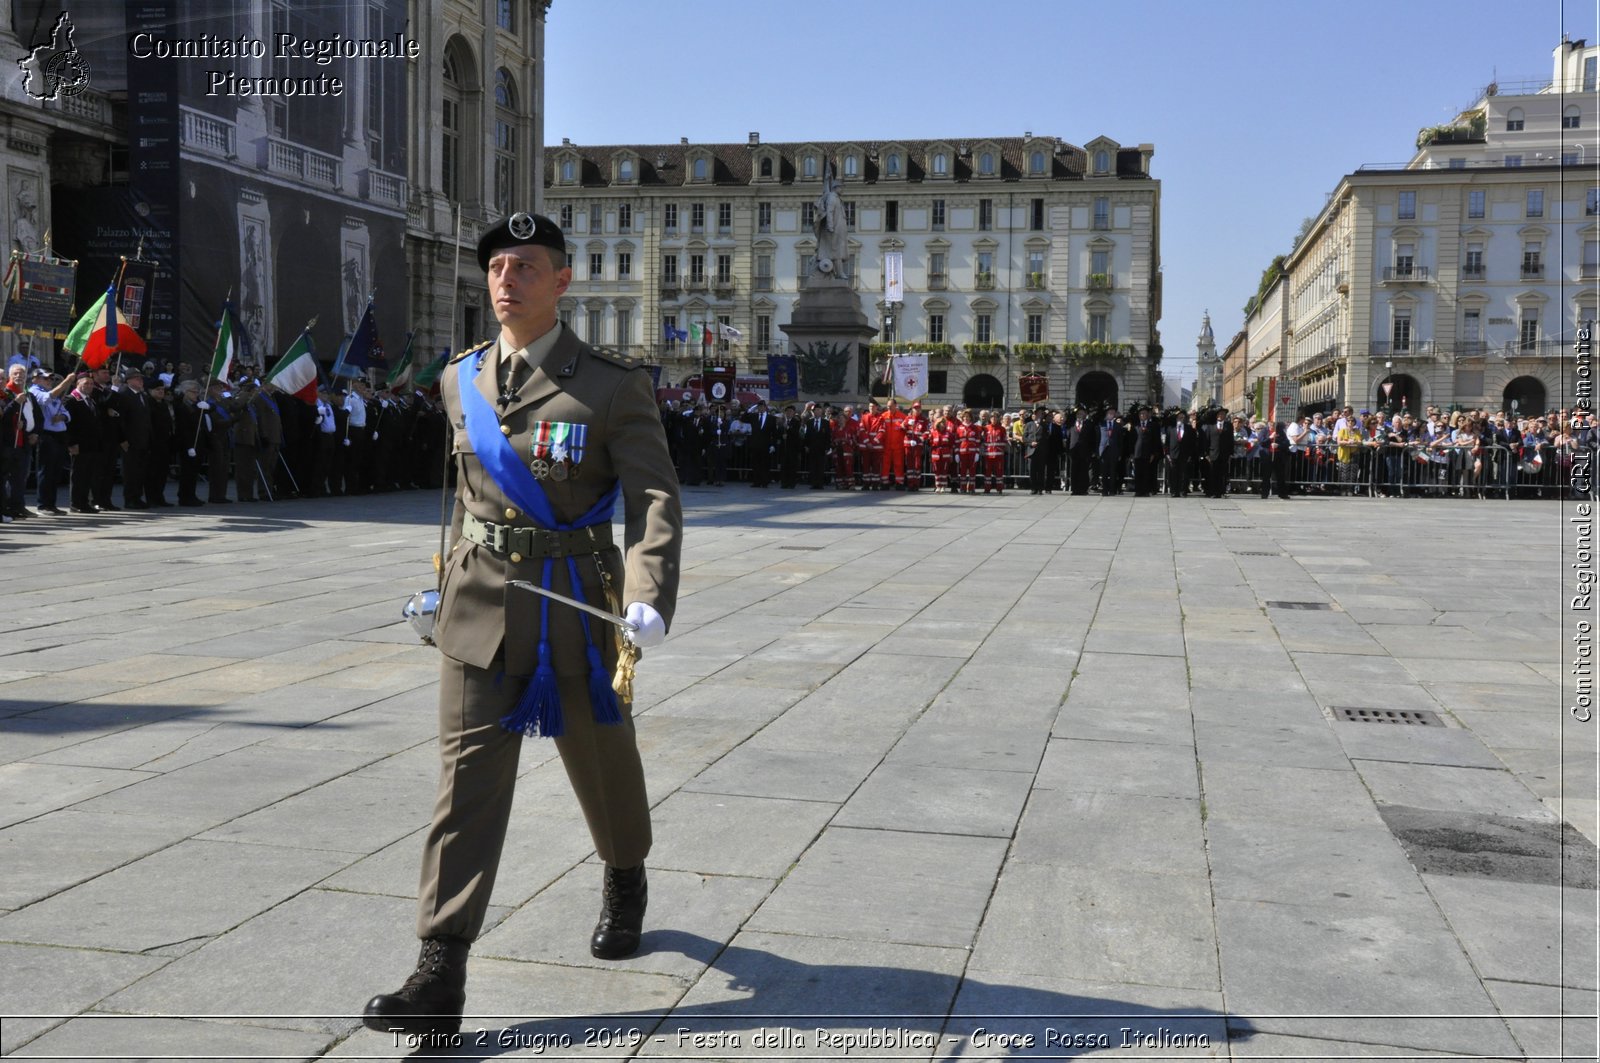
[544,133,1162,409]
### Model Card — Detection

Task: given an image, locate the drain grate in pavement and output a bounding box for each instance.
[1265,600,1332,609]
[778,545,824,551]
[1379,805,1598,888]
[1218,525,1251,529]
[1333,705,1443,726]
[1236,551,1283,557]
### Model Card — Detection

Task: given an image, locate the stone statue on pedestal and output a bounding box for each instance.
[811,161,847,279]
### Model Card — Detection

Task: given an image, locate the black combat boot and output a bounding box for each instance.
[589,864,647,960]
[362,935,469,1036]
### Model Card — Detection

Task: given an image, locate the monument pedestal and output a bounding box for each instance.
[779,275,877,404]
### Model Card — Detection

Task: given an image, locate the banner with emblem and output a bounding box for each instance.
[768,355,798,402]
[115,257,156,332]
[884,251,903,304]
[1,251,77,337]
[703,365,735,405]
[891,352,928,402]
[1019,373,1049,405]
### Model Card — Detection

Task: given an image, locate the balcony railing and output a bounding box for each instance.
[1504,339,1569,358]
[1092,217,1111,230]
[1455,340,1488,358]
[264,136,341,191]
[754,276,774,291]
[974,273,995,290]
[1086,273,1112,290]
[1583,262,1600,280]
[1461,264,1486,280]
[684,277,707,290]
[1293,345,1344,377]
[180,106,235,158]
[362,168,406,207]
[1521,263,1544,279]
[1367,340,1434,358]
[713,276,735,292]
[1381,265,1431,282]
[927,274,948,290]
[1025,273,1047,290]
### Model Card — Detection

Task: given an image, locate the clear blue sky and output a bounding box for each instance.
[545,0,1594,387]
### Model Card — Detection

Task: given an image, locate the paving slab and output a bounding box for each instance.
[0,943,166,1055]
[682,745,880,804]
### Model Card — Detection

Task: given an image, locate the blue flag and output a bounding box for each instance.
[768,355,798,402]
[334,300,384,376]
[663,320,688,343]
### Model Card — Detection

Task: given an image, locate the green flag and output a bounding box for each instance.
[414,347,449,390]
[385,330,416,388]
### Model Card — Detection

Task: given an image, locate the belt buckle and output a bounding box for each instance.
[488,520,509,553]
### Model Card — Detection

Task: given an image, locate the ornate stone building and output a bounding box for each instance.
[1281,38,1597,416]
[544,133,1162,408]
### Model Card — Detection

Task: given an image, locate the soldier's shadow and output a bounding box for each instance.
[399,930,1253,1059]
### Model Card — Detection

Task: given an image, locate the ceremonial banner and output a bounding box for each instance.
[1019,373,1049,405]
[64,284,147,368]
[884,251,903,303]
[1,252,76,337]
[767,355,798,402]
[266,329,319,403]
[115,259,156,332]
[703,365,735,404]
[892,352,928,402]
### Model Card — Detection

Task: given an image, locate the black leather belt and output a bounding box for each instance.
[462,511,612,559]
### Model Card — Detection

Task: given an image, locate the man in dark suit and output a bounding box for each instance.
[802,402,831,488]
[744,400,776,487]
[144,378,174,506]
[1202,407,1234,498]
[1098,411,1125,496]
[1066,409,1093,495]
[779,404,804,487]
[1131,406,1162,497]
[1024,410,1052,494]
[365,211,682,1038]
[1164,410,1198,497]
[109,371,155,508]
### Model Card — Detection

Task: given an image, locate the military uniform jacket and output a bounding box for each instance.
[434,325,683,680]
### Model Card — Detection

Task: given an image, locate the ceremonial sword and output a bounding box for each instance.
[506,580,640,635]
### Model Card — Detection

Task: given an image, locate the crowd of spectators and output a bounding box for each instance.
[0,357,449,521]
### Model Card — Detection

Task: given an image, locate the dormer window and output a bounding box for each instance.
[979,151,994,175]
[886,153,900,176]
[1506,107,1525,132]
[693,157,707,180]
[844,154,858,177]
[1094,150,1109,174]
[1029,150,1045,175]
[560,158,574,182]
[759,157,772,178]
[932,152,947,175]
[618,159,633,182]
[804,155,817,178]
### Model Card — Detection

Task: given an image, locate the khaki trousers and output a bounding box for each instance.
[416,654,651,941]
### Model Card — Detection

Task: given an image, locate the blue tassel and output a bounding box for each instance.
[499,643,564,737]
[587,645,623,726]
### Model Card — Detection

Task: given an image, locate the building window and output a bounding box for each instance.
[1030,151,1045,174]
[1505,108,1525,132]
[886,153,900,176]
[759,157,772,178]
[1463,309,1480,345]
[1089,312,1108,342]
[493,70,517,214]
[978,198,993,231]
[1587,55,1597,92]
[1522,242,1542,278]
[1519,310,1539,351]
[1468,190,1485,218]
[1463,244,1484,278]
[1565,106,1582,129]
[1566,151,1583,166]
[975,313,992,343]
[718,202,732,233]
[662,314,677,346]
[1394,242,1415,276]
[589,252,604,280]
[688,253,705,284]
[1093,198,1110,229]
[758,202,771,232]
[664,203,678,233]
[587,308,602,343]
[1094,150,1110,173]
[844,154,858,177]
[1505,155,1523,168]
[661,255,678,283]
[617,204,631,232]
[619,159,633,182]
[1584,239,1600,275]
[802,202,815,228]
[497,0,514,31]
[928,251,946,288]
[1391,312,1412,352]
[1030,198,1044,231]
[756,314,772,350]
[617,251,632,279]
[615,309,631,347]
[1397,190,1415,220]
[976,251,994,287]
[589,203,602,232]
[979,151,994,175]
[441,53,462,200]
[844,202,856,229]
[716,254,731,284]
[693,157,707,180]
[1590,187,1600,216]
[931,199,945,231]
[886,200,898,232]
[1026,313,1043,344]
[559,204,572,230]
[928,313,945,343]
[691,203,705,233]
[803,155,817,178]
[755,253,773,290]
[932,152,947,175]
[1090,248,1108,277]
[1448,158,1466,169]
[1526,188,1543,217]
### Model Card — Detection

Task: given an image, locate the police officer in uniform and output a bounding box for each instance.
[363,212,682,1038]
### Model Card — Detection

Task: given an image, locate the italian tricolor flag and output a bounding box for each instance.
[210,302,241,383]
[63,284,147,369]
[266,330,319,403]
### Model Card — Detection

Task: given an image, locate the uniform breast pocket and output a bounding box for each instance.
[453,430,480,499]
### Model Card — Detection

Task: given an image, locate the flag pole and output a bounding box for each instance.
[192,288,232,451]
[436,202,463,592]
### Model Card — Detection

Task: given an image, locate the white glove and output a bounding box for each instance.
[196,400,210,410]
[372,431,379,440]
[186,448,195,458]
[343,438,351,446]
[623,602,666,649]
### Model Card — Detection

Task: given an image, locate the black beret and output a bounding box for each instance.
[477,211,566,271]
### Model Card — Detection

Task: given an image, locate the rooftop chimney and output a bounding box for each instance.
[749,131,759,145]
[681,136,689,145]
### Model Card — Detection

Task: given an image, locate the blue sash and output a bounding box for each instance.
[459,350,623,737]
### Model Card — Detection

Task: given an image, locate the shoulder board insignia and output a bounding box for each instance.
[588,345,643,370]
[449,339,494,365]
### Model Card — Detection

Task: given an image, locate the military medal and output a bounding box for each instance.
[530,421,554,478]
[565,423,588,480]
